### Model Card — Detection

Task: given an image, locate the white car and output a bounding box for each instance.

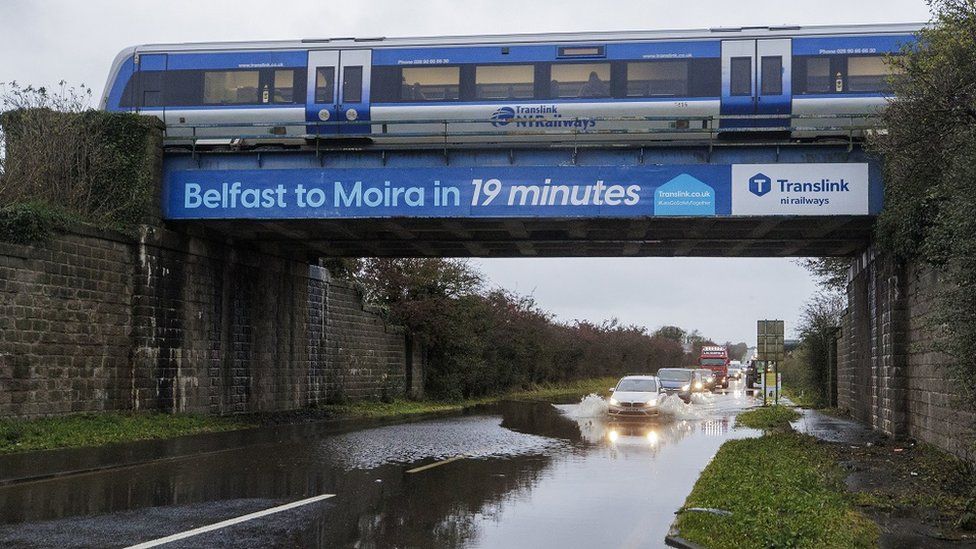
[608,375,663,418]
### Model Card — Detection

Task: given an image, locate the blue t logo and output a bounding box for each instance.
[749,173,772,197]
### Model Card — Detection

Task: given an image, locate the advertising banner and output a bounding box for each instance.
[162,162,873,220]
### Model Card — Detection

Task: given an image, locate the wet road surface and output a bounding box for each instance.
[0,384,759,548]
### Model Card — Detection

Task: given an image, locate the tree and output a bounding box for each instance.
[654,325,686,343]
[873,0,976,404]
[355,258,483,305]
[343,256,691,399]
[795,258,851,293]
[0,81,92,194]
[726,342,749,362]
[787,292,846,407]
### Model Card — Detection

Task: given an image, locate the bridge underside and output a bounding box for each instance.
[178,216,874,258]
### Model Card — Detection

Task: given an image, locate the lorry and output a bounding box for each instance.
[699,346,730,389]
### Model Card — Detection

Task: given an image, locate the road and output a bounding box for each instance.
[0,383,759,548]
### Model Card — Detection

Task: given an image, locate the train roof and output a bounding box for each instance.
[127,22,923,53]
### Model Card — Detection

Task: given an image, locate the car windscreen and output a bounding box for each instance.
[657,369,692,382]
[701,358,726,366]
[615,379,658,392]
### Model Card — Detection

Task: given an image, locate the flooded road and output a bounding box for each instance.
[0,384,759,548]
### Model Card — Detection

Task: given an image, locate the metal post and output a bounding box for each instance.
[762,361,767,407]
[774,360,779,405]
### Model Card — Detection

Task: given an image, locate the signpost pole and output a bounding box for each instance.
[774,360,779,405]
[762,360,767,406]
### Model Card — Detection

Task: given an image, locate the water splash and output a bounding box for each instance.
[565,393,609,418]
[557,391,712,422]
[657,394,708,420]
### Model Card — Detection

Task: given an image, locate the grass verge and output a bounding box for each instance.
[781,385,819,408]
[0,377,618,455]
[0,413,255,455]
[735,405,801,430]
[674,432,878,548]
[315,377,618,420]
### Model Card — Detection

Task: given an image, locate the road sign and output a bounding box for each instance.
[757,320,784,405]
[757,320,784,362]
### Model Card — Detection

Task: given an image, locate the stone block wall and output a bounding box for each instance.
[904,264,975,459]
[0,225,419,419]
[838,250,974,460]
[0,227,134,417]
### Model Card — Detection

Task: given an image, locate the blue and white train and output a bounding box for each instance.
[100,23,919,145]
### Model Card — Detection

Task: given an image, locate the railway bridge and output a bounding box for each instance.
[162,118,881,259]
[3,111,960,457]
[159,120,936,451]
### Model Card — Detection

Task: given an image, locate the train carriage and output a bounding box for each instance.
[100,23,919,147]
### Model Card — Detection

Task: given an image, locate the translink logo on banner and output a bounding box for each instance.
[730,163,870,216]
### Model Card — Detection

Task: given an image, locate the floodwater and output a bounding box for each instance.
[0,383,759,548]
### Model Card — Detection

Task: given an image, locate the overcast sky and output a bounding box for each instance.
[0,0,931,343]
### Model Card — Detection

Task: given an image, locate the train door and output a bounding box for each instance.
[306,50,371,136]
[135,53,167,121]
[720,39,791,128]
[337,50,371,135]
[307,51,339,136]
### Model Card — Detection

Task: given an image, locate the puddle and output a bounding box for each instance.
[314,415,568,470]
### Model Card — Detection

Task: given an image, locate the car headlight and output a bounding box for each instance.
[609,398,619,406]
[645,399,657,407]
[681,384,690,391]
[695,381,703,389]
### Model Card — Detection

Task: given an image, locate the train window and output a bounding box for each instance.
[342,66,363,103]
[370,66,401,102]
[315,67,335,103]
[273,70,295,103]
[760,56,782,95]
[165,71,203,106]
[626,61,688,97]
[730,57,752,96]
[550,63,610,99]
[804,57,832,93]
[475,65,534,100]
[690,58,721,97]
[139,72,164,107]
[847,55,901,92]
[203,70,260,105]
[401,66,460,101]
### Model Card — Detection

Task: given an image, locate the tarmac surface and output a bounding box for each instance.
[0,384,760,548]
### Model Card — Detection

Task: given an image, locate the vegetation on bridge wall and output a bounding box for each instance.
[0,82,162,242]
[873,1,976,409]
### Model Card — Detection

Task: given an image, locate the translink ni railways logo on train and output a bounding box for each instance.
[489,105,597,131]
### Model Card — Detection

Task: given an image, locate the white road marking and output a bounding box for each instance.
[124,493,336,548]
[406,446,495,474]
[405,455,466,473]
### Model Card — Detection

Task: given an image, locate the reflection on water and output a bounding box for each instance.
[0,389,758,549]
[460,393,756,549]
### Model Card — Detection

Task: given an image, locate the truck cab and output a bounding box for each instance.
[699,346,730,389]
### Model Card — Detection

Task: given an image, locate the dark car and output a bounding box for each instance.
[657,368,704,403]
